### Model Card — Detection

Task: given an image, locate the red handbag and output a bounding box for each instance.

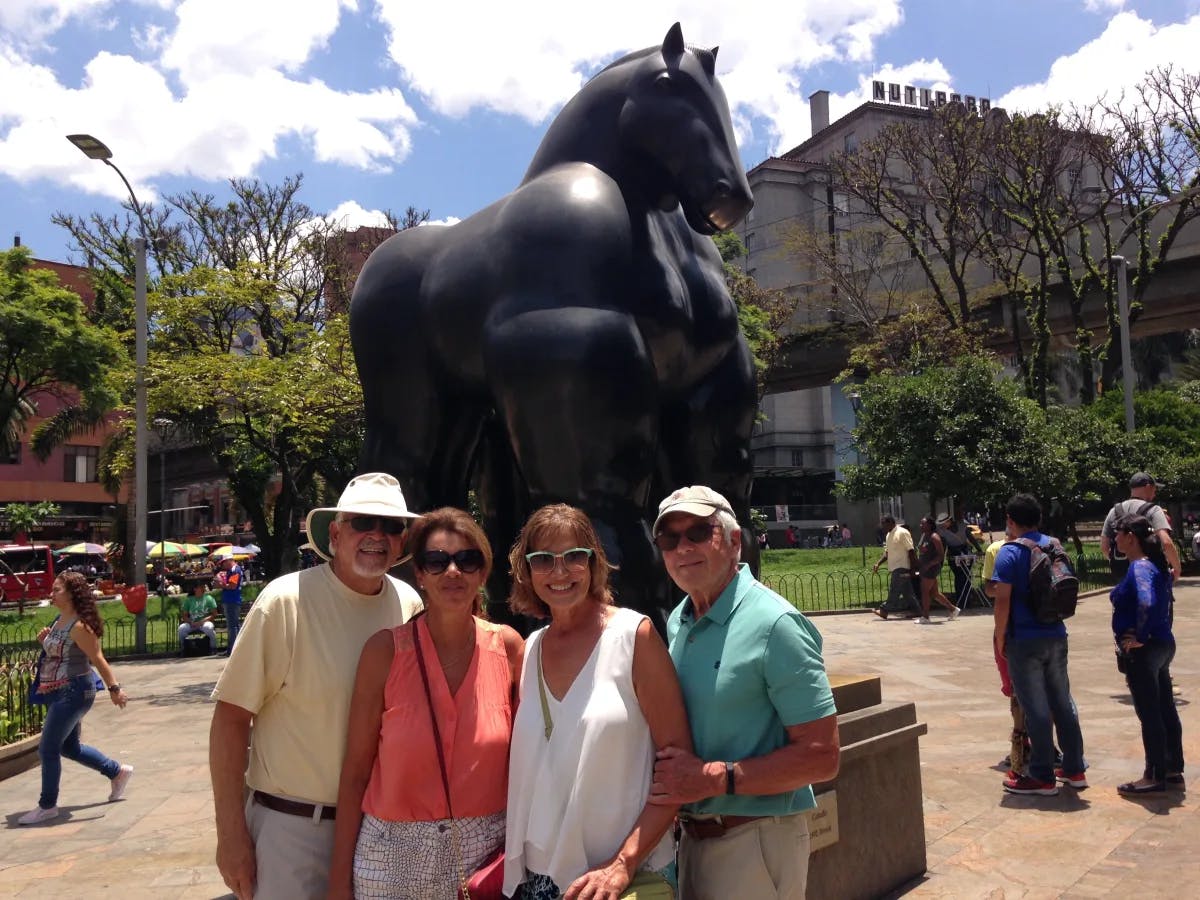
[459,845,505,900]
[413,616,506,900]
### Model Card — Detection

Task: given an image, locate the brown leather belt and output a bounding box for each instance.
[680,815,766,840]
[253,790,336,821]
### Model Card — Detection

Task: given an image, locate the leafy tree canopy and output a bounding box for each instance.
[0,247,122,456]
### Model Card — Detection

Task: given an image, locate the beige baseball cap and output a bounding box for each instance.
[653,485,736,534]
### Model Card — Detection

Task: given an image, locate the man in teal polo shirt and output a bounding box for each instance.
[649,485,840,900]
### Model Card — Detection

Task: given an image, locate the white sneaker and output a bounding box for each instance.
[915,617,933,625]
[18,805,59,825]
[109,765,134,801]
[949,607,961,621]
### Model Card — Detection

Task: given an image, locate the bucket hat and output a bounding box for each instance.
[304,473,422,561]
[653,485,736,534]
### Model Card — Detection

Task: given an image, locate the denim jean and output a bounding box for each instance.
[1124,639,1184,780]
[38,674,120,809]
[223,601,242,650]
[1005,636,1086,782]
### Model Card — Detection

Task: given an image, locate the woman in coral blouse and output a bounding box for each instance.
[328,507,524,899]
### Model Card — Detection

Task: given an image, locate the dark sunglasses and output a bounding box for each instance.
[654,522,719,551]
[419,549,486,575]
[344,515,407,535]
[525,548,594,574]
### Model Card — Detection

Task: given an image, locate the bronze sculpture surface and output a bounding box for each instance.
[351,23,756,623]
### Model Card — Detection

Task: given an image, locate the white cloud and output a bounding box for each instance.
[0,1,911,199]
[373,0,905,147]
[0,0,113,43]
[1083,0,1125,12]
[421,216,461,227]
[998,11,1200,113]
[0,0,417,200]
[324,199,392,229]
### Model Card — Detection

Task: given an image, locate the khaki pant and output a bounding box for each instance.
[245,793,336,899]
[679,814,811,900]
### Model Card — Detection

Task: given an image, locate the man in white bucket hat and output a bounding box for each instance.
[210,473,423,899]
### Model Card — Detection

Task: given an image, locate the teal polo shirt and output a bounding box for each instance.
[667,564,836,817]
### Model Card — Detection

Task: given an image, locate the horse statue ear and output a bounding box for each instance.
[699,46,718,79]
[662,22,685,61]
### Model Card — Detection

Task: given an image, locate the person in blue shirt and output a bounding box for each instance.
[217,557,245,656]
[1110,514,1183,794]
[990,493,1086,796]
[649,485,839,900]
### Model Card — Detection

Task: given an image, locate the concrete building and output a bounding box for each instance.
[740,91,936,543]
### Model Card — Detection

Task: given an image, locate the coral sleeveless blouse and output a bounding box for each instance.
[363,615,513,821]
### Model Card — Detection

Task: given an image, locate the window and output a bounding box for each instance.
[791,449,805,467]
[843,133,858,153]
[832,193,850,216]
[63,445,99,483]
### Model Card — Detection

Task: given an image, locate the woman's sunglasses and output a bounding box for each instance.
[418,549,486,574]
[343,515,407,535]
[653,522,718,552]
[525,548,594,574]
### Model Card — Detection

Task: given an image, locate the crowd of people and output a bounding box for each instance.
[203,475,836,900]
[15,466,1188,897]
[872,475,1185,800]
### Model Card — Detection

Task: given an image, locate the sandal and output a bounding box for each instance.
[1117,780,1166,794]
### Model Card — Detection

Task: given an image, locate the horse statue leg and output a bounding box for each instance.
[485,304,668,624]
[657,335,760,575]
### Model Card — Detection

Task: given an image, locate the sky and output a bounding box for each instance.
[2,0,1199,263]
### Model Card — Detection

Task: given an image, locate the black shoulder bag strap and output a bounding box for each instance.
[411,613,454,818]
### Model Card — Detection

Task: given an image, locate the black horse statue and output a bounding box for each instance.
[351,23,757,625]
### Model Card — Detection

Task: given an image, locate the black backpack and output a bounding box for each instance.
[1107,501,1158,560]
[1010,536,1079,625]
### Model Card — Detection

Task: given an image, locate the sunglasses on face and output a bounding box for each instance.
[525,548,594,574]
[343,515,407,535]
[654,522,719,552]
[418,549,486,575]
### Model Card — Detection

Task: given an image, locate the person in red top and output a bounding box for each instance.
[328,507,524,900]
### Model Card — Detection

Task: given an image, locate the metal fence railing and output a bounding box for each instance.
[760,553,1123,614]
[0,593,257,747]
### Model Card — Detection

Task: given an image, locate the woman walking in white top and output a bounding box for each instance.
[503,504,692,900]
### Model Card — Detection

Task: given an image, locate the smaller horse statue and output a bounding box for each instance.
[351,23,756,624]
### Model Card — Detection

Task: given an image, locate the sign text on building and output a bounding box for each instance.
[872,81,990,115]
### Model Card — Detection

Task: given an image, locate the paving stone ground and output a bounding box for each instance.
[2,578,1197,899]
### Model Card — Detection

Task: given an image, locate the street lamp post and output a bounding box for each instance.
[66,134,149,650]
[1107,256,1136,434]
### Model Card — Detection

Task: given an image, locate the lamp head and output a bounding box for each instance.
[66,134,113,161]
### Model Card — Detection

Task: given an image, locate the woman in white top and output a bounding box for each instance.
[503,504,692,900]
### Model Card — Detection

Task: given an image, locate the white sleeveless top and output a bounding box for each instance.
[503,606,673,895]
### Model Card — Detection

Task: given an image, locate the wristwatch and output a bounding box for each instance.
[108,683,122,693]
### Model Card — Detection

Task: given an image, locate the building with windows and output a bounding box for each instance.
[0,248,244,545]
[740,91,937,542]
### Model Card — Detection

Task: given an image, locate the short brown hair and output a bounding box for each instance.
[406,507,493,617]
[508,504,614,618]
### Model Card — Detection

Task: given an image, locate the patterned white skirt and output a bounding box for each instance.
[353,811,506,900]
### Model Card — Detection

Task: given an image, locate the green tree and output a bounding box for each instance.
[0,247,122,458]
[714,232,797,397]
[55,175,429,579]
[838,356,1066,513]
[2,501,62,614]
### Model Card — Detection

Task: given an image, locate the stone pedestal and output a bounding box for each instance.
[805,675,928,900]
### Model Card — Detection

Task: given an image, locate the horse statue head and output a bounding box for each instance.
[526,23,753,236]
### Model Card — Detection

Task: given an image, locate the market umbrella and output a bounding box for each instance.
[147,540,209,558]
[210,544,256,561]
[58,542,108,555]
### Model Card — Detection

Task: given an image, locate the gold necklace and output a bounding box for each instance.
[436,626,476,671]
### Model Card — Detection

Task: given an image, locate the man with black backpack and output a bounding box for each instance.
[991,493,1087,796]
[1101,473,1180,581]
